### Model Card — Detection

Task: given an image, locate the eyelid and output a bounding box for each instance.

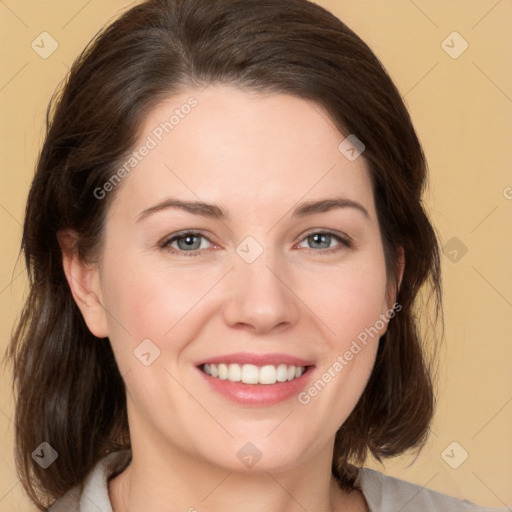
[294,229,352,254]
[159,230,217,252]
[298,228,352,245]
[160,228,353,256]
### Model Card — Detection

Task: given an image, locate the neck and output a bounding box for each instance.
[109,441,364,512]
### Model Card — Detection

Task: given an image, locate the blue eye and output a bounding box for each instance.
[304,232,335,249]
[160,230,351,257]
[162,232,213,255]
[297,231,350,254]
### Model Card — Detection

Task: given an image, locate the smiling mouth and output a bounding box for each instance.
[200,363,308,385]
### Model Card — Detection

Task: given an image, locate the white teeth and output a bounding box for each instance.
[276,364,288,382]
[241,364,259,384]
[228,363,241,382]
[202,363,307,385]
[218,363,228,380]
[259,365,277,385]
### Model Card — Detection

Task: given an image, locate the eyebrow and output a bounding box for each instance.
[136,196,370,223]
[293,197,369,219]
[137,199,226,222]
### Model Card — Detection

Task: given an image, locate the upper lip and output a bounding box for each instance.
[195,352,315,367]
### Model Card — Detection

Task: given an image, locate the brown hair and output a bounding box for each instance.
[8,0,441,508]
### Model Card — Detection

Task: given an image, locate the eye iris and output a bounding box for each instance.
[178,235,201,250]
[309,233,330,249]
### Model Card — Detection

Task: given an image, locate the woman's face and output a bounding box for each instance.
[86,84,397,472]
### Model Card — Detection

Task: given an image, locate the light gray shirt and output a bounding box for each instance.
[48,450,510,511]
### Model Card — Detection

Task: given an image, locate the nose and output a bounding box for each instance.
[222,247,300,335]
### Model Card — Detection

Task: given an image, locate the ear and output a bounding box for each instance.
[380,246,405,336]
[385,246,405,309]
[57,229,109,338]
[395,246,405,296]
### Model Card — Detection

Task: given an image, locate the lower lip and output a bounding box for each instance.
[197,367,314,406]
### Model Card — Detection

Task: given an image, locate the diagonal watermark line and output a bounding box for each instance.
[0,268,24,296]
[0,203,22,227]
[0,406,18,432]
[265,266,336,335]
[472,61,512,103]
[163,368,233,438]
[266,472,309,512]
[164,163,234,235]
[408,0,439,28]
[403,62,439,98]
[201,471,233,502]
[265,409,294,438]
[0,480,20,503]
[471,0,503,29]
[67,271,132,336]
[0,0,28,28]
[99,304,132,337]
[471,266,512,309]
[163,267,234,336]
[0,62,29,92]
[82,493,104,512]
[470,205,499,233]
[266,164,336,234]
[471,397,512,439]
[471,471,511,509]
[397,473,439,512]
[61,0,92,29]
[164,164,199,197]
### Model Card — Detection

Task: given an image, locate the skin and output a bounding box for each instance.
[61,84,403,512]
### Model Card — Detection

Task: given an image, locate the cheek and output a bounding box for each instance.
[297,264,385,431]
[98,250,224,362]
[296,246,388,408]
[300,255,388,347]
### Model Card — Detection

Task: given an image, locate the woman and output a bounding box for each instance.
[8,0,507,510]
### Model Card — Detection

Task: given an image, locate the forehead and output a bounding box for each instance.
[109,85,375,222]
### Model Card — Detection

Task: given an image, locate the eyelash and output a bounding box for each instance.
[160,231,213,258]
[298,231,352,253]
[159,230,352,257]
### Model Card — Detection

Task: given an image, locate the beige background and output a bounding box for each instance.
[1,0,511,509]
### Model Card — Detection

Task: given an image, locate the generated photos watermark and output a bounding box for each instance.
[298,302,402,405]
[94,97,198,200]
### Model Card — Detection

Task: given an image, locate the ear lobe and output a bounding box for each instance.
[396,246,405,293]
[57,229,109,338]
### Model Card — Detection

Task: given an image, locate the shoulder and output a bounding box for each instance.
[355,467,509,512]
[48,450,131,512]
